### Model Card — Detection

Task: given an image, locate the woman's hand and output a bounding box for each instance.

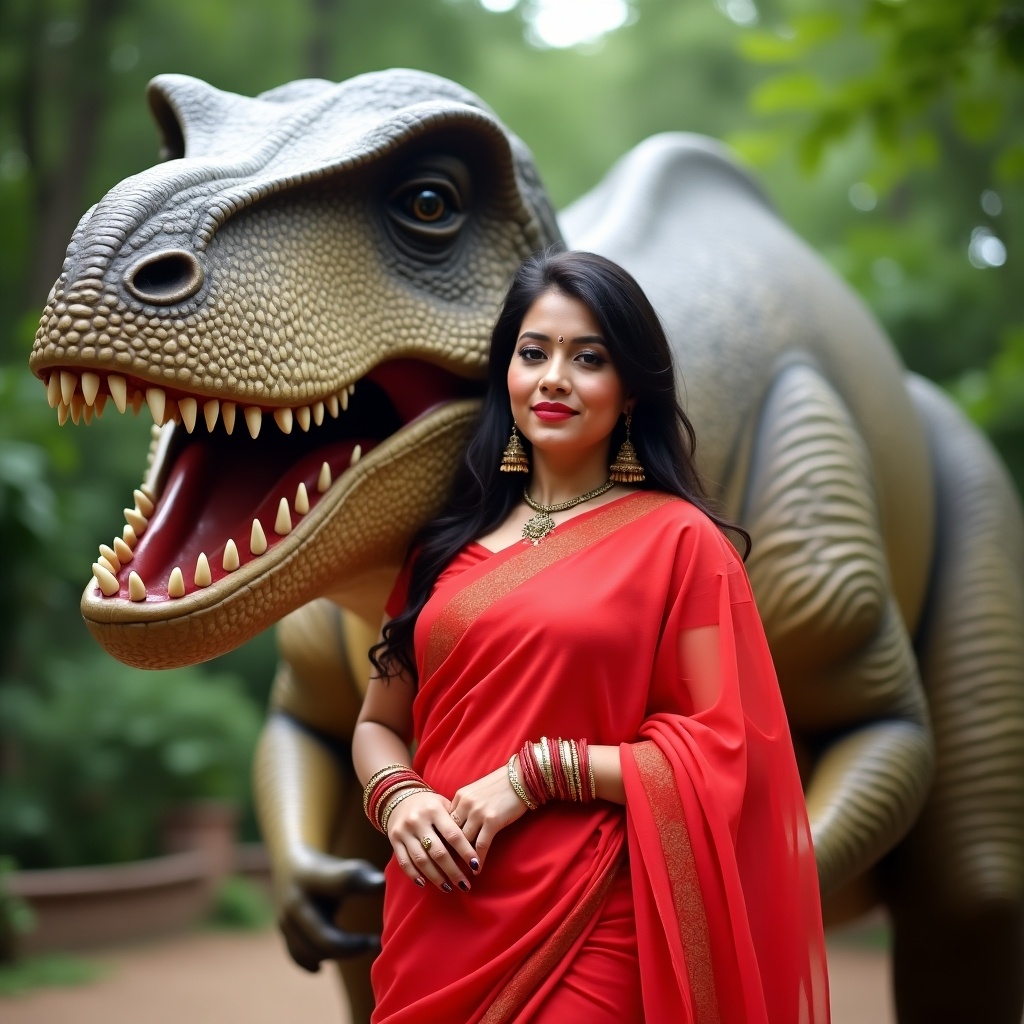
[449,761,530,870]
[386,789,479,893]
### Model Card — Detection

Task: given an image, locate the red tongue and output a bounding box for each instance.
[118,437,368,602]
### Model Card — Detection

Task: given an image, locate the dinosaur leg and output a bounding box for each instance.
[739,362,934,897]
[884,377,1024,1024]
[256,599,390,1023]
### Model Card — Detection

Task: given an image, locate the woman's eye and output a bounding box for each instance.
[577,351,604,366]
[518,346,544,361]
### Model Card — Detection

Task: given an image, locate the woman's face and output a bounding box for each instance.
[507,288,631,464]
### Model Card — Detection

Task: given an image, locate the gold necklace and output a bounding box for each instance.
[521,479,614,545]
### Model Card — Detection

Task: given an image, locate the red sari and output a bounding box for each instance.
[371,492,829,1023]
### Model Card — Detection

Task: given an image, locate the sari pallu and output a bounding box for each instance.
[370,492,829,1023]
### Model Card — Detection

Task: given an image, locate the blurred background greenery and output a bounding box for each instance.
[0,0,1020,870]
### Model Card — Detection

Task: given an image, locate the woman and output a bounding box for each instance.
[353,250,829,1023]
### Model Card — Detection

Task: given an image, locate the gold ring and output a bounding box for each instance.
[420,835,433,852]
[451,810,462,827]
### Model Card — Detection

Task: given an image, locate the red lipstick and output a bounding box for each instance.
[532,402,576,421]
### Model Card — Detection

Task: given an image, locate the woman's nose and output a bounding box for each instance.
[539,362,571,393]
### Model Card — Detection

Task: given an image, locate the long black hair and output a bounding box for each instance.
[370,249,749,680]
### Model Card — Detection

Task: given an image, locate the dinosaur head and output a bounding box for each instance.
[29,69,560,668]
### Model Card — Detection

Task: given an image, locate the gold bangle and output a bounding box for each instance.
[379,786,430,834]
[588,757,597,801]
[558,740,571,801]
[569,740,582,803]
[362,764,408,814]
[537,738,554,800]
[507,754,538,810]
[565,741,581,802]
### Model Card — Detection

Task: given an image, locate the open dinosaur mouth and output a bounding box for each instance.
[43,360,481,603]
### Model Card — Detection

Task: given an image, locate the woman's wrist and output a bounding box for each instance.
[511,737,596,808]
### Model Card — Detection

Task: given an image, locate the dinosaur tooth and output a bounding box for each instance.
[128,570,146,602]
[133,488,155,517]
[312,401,325,426]
[178,397,198,433]
[348,383,356,396]
[60,370,77,405]
[222,402,236,435]
[194,552,212,588]
[70,393,84,425]
[274,497,292,535]
[108,374,127,413]
[146,388,166,426]
[97,555,117,575]
[46,373,62,408]
[81,371,100,406]
[57,402,69,426]
[340,388,349,412]
[113,537,133,563]
[203,399,220,432]
[351,443,362,465]
[296,406,311,432]
[294,482,309,515]
[326,394,339,418]
[92,563,120,597]
[222,539,240,572]
[244,406,262,439]
[274,407,293,434]
[99,544,121,572]
[317,462,332,493]
[122,524,138,547]
[82,402,94,425]
[168,566,185,598]
[140,483,156,503]
[94,394,107,417]
[124,507,148,535]
[130,390,145,415]
[250,519,268,555]
[149,424,162,440]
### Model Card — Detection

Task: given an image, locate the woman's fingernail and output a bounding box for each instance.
[470,858,480,872]
[458,880,470,892]
[441,882,453,893]
[414,877,425,888]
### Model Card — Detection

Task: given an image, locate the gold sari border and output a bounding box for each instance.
[425,491,677,678]
[633,740,721,1024]
[478,843,625,1024]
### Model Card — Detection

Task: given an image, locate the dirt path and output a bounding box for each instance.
[1,928,892,1023]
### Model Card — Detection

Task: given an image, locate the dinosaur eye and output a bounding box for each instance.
[386,172,467,260]
[410,189,446,223]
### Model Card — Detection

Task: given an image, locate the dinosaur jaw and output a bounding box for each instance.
[41,358,482,664]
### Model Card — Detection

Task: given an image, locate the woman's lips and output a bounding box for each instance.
[532,402,577,421]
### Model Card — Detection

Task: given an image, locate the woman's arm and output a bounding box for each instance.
[352,626,479,892]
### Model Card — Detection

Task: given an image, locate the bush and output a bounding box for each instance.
[0,653,261,869]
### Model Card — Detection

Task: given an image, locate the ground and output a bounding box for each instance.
[0,925,893,1023]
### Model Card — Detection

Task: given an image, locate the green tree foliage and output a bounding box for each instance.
[0,0,1019,866]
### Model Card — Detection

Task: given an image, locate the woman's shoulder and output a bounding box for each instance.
[630,491,742,556]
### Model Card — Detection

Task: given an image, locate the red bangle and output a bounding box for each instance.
[366,768,424,827]
[577,738,592,802]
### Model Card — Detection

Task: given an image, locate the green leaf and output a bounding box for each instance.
[752,72,826,114]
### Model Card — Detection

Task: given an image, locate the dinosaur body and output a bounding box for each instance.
[30,71,1024,1022]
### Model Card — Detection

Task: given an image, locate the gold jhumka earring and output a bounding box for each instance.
[609,412,645,483]
[500,424,529,473]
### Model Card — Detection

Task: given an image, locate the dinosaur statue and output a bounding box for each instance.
[29,70,1024,1024]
